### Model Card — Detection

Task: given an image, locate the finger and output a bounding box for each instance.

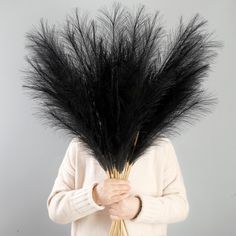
[109,208,117,215]
[110,215,121,220]
[109,202,119,207]
[109,179,130,185]
[112,188,130,195]
[109,202,119,210]
[111,192,130,199]
[111,192,130,203]
[111,184,131,191]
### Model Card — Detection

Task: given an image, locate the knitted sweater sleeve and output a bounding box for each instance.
[46,139,105,224]
[131,138,190,224]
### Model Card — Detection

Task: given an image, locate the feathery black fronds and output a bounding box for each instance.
[22,2,222,172]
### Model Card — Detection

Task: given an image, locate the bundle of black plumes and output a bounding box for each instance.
[22,3,222,233]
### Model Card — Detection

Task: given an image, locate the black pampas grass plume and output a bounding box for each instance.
[21,2,222,173]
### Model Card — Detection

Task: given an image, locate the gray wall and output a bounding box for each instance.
[0,0,235,235]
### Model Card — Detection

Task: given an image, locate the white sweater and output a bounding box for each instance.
[47,137,189,236]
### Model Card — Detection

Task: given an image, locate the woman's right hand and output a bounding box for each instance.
[92,178,131,206]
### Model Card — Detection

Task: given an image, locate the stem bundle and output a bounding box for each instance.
[106,162,132,236]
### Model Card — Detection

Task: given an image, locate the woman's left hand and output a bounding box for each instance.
[108,195,141,220]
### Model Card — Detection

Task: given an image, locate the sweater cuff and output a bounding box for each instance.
[70,182,105,217]
[130,194,160,224]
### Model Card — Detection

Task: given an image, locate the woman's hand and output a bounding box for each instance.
[92,178,131,206]
[108,195,142,220]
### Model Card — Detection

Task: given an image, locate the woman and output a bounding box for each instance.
[47,136,189,236]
